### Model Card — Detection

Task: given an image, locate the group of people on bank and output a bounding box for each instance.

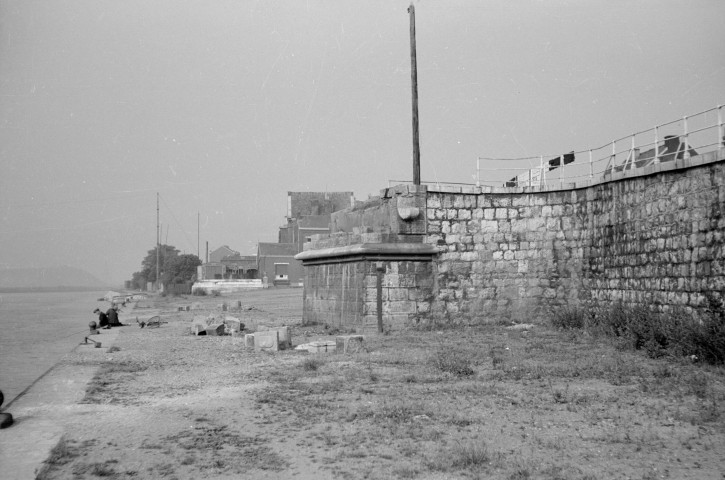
[92,305,123,329]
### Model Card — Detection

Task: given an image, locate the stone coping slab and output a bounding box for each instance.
[294,242,438,264]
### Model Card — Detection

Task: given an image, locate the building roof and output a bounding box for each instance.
[210,245,239,256]
[258,243,298,257]
[221,254,256,262]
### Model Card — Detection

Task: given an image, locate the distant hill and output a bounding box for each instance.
[0,266,110,291]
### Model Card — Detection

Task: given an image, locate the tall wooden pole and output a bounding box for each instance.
[408,3,421,185]
[156,192,160,291]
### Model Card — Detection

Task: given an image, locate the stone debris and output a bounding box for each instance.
[506,323,536,331]
[253,330,279,351]
[223,316,244,333]
[295,340,337,354]
[255,326,291,349]
[205,324,226,336]
[335,335,365,354]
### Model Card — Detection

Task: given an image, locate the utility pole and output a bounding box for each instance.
[408,2,421,185]
[156,192,160,292]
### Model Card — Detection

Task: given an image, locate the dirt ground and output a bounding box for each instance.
[35,289,725,480]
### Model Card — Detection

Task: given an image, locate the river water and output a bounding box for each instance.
[0,290,109,408]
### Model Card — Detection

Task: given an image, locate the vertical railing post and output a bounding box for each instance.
[683,115,690,160]
[630,134,636,169]
[559,154,564,187]
[718,105,723,147]
[540,155,544,186]
[611,140,616,173]
[476,158,480,187]
[653,125,659,164]
[589,149,593,178]
[528,162,532,187]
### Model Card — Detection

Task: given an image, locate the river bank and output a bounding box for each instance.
[0,289,111,406]
[3,289,725,480]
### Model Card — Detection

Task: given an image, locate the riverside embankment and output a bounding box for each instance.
[2,288,724,480]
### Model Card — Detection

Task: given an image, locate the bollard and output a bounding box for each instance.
[0,390,13,429]
[88,321,99,335]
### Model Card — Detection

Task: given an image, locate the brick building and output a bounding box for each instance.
[258,191,356,287]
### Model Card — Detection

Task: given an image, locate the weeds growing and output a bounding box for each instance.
[550,301,725,365]
[430,348,475,376]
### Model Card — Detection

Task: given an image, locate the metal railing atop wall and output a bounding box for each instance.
[478,104,724,189]
[390,104,724,191]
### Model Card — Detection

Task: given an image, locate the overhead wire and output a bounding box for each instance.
[159,194,197,254]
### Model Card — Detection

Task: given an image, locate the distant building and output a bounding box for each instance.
[257,243,302,286]
[198,245,256,280]
[258,192,357,287]
[208,245,239,263]
[279,214,331,252]
[221,254,257,279]
[286,191,354,219]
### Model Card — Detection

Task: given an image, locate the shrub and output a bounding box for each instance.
[550,305,589,330]
[550,302,725,365]
[299,357,325,372]
[430,348,475,376]
[192,289,207,296]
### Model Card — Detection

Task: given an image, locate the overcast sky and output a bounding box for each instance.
[1,0,723,285]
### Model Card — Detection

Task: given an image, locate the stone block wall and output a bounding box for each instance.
[302,260,366,330]
[298,241,436,333]
[298,185,435,332]
[426,150,725,322]
[299,149,724,329]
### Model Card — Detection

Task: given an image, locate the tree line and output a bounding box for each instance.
[129,244,201,291]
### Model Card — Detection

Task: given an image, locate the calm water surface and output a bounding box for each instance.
[0,290,108,407]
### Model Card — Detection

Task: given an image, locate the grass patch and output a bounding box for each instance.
[429,348,475,376]
[550,301,725,365]
[35,436,80,479]
[82,360,149,403]
[299,356,326,372]
[426,440,491,472]
[164,423,288,472]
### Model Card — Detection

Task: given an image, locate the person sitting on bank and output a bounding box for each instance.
[93,308,110,329]
[106,305,123,327]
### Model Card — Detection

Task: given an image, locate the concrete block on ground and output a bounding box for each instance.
[191,323,207,335]
[254,330,279,351]
[295,340,336,354]
[244,334,255,348]
[336,335,364,354]
[257,326,291,349]
[205,324,226,336]
[224,317,244,332]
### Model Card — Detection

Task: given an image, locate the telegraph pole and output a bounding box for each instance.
[408,2,421,185]
[156,192,160,292]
